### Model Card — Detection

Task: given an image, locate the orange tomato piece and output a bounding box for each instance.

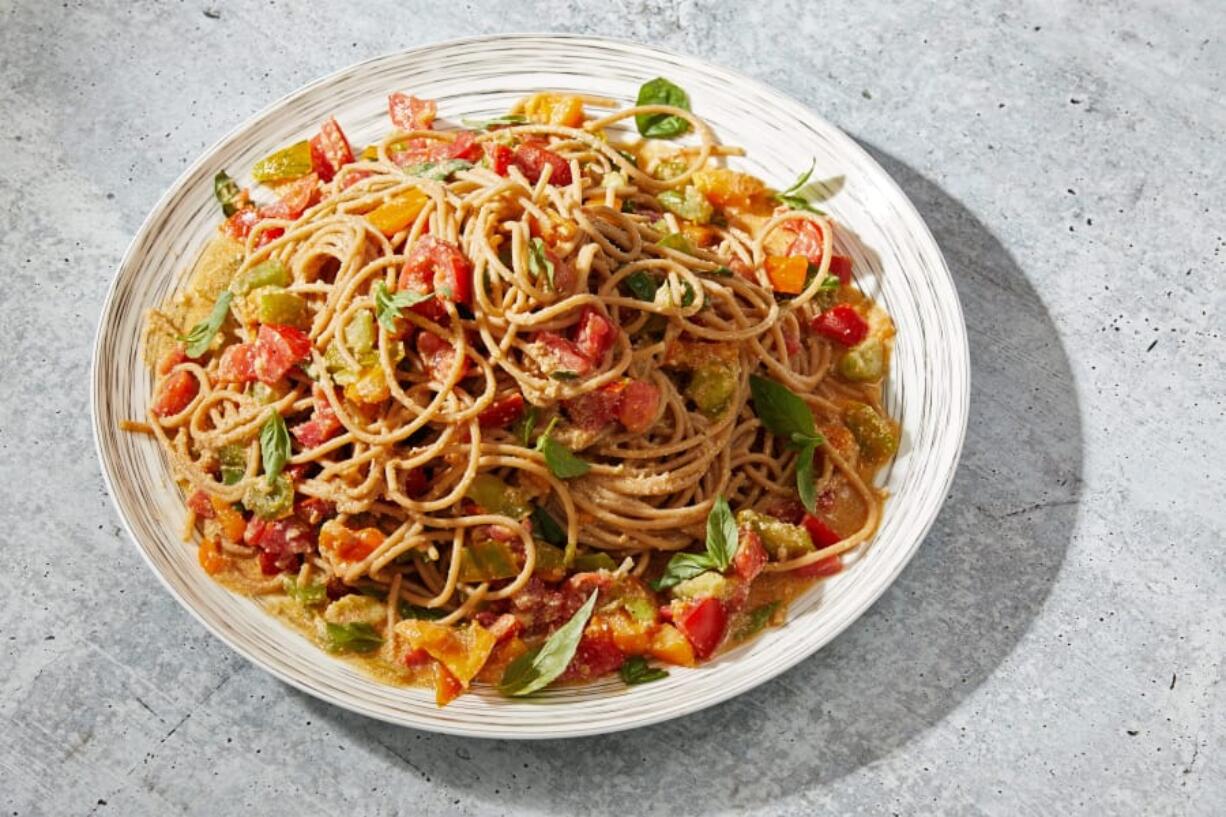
[604,610,654,656]
[692,168,766,208]
[367,189,428,236]
[209,497,247,543]
[475,636,530,684]
[197,537,226,575]
[647,623,696,667]
[343,366,390,405]
[319,520,385,563]
[524,93,586,128]
[398,620,497,687]
[763,254,809,295]
[433,661,464,707]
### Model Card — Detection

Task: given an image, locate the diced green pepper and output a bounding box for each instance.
[671,570,732,600]
[232,259,290,295]
[218,444,247,485]
[255,288,307,327]
[837,337,885,382]
[844,402,899,463]
[532,541,566,581]
[657,186,713,224]
[464,473,530,520]
[736,509,814,559]
[658,232,697,255]
[573,552,618,572]
[652,158,689,180]
[344,309,377,357]
[458,539,519,583]
[243,473,294,519]
[324,342,359,386]
[213,171,243,217]
[623,596,657,623]
[686,361,738,416]
[251,140,314,183]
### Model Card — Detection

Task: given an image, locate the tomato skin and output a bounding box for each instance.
[512,144,573,185]
[416,331,468,382]
[252,324,312,385]
[731,527,767,582]
[485,142,513,175]
[217,342,257,385]
[763,254,809,295]
[257,173,319,220]
[315,117,353,176]
[477,393,526,429]
[811,304,869,347]
[802,513,842,548]
[388,92,437,131]
[536,331,593,376]
[573,307,617,364]
[765,498,807,525]
[674,597,728,660]
[398,236,473,306]
[433,662,464,707]
[617,379,660,433]
[152,370,199,417]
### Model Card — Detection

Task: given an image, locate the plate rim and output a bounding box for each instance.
[90,31,970,739]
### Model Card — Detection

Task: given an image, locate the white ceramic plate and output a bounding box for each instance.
[92,34,969,738]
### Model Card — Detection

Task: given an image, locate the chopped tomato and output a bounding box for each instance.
[416,331,468,382]
[208,496,247,542]
[432,663,464,706]
[398,236,473,306]
[340,169,375,189]
[674,597,728,659]
[484,142,513,175]
[793,554,843,578]
[252,324,311,385]
[648,623,696,666]
[157,346,188,375]
[802,513,842,548]
[811,304,869,347]
[151,370,198,417]
[403,647,431,668]
[560,629,624,681]
[400,467,427,498]
[319,519,383,563]
[523,93,586,128]
[311,117,353,180]
[535,331,593,376]
[187,490,214,518]
[255,226,285,248]
[253,517,314,574]
[691,168,766,208]
[445,130,483,162]
[564,380,626,431]
[295,496,335,526]
[476,612,524,643]
[197,538,226,575]
[763,254,809,295]
[388,92,437,131]
[787,220,825,266]
[765,498,807,525]
[217,342,256,385]
[477,393,525,428]
[828,255,853,285]
[221,206,260,240]
[400,620,497,688]
[512,144,573,186]
[731,527,767,582]
[309,138,334,182]
[617,379,660,433]
[257,173,319,220]
[573,307,617,364]
[291,385,342,449]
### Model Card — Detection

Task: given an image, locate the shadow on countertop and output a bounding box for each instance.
[303,145,1084,814]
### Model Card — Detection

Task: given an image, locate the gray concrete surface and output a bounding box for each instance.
[2,1,1223,815]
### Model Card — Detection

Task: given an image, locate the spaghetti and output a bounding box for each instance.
[139,81,899,704]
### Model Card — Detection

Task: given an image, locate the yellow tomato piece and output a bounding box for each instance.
[764,254,809,295]
[604,610,654,656]
[692,168,766,208]
[476,636,529,684]
[433,661,464,707]
[648,623,696,667]
[344,366,389,405]
[367,189,428,236]
[524,93,586,128]
[208,496,247,543]
[397,620,497,687]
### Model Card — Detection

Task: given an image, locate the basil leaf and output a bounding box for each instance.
[550,371,579,381]
[398,602,447,621]
[259,410,291,484]
[323,622,383,653]
[537,431,590,479]
[623,270,658,302]
[461,114,527,130]
[179,291,233,357]
[650,552,716,591]
[282,575,326,607]
[620,655,669,685]
[796,441,818,513]
[818,272,840,292]
[530,505,566,547]
[780,160,815,196]
[499,590,598,696]
[748,375,820,446]
[373,280,433,332]
[513,405,538,447]
[635,77,692,139]
[705,496,738,571]
[679,280,696,308]
[213,170,242,217]
[735,601,781,640]
[403,159,473,181]
[528,237,556,290]
[710,266,734,277]
[573,552,618,572]
[772,160,825,214]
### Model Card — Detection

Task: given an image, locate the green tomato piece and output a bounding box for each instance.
[844,402,899,463]
[232,259,290,295]
[218,444,248,485]
[457,540,520,583]
[736,509,814,560]
[251,140,314,183]
[465,473,531,520]
[532,541,567,582]
[622,596,657,623]
[686,361,738,416]
[657,186,713,224]
[657,232,697,255]
[344,309,377,356]
[323,342,359,386]
[255,288,307,327]
[671,570,733,601]
[243,473,294,520]
[837,337,885,382]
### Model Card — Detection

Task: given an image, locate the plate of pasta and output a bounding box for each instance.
[92,34,968,738]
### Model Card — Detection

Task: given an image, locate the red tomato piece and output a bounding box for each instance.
[292,384,342,448]
[187,490,215,519]
[563,380,626,431]
[477,393,526,429]
[401,467,427,498]
[674,597,728,660]
[416,331,468,382]
[811,304,869,347]
[255,226,285,247]
[536,331,593,376]
[252,324,312,385]
[295,496,335,527]
[340,169,374,189]
[309,137,334,183]
[445,130,482,162]
[617,379,659,433]
[257,173,319,220]
[315,117,353,175]
[731,527,767,582]
[388,92,437,131]
[783,327,802,359]
[572,307,617,364]
[484,142,513,176]
[786,220,825,266]
[802,513,842,548]
[152,370,199,417]
[217,342,257,385]
[403,647,431,667]
[221,206,260,240]
[792,554,843,578]
[398,236,473,306]
[511,144,573,185]
[252,517,316,575]
[560,630,624,682]
[157,345,189,375]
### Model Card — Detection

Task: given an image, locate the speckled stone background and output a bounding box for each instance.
[2,1,1223,815]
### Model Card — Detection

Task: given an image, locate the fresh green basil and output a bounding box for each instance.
[179,291,233,357]
[213,170,242,217]
[635,77,692,139]
[499,591,598,696]
[650,551,716,591]
[549,371,579,382]
[398,602,448,621]
[748,375,826,512]
[535,418,590,479]
[530,505,566,547]
[772,159,825,214]
[460,114,527,130]
[620,655,669,685]
[513,405,539,447]
[704,496,738,571]
[622,270,658,301]
[323,622,383,653]
[373,280,433,332]
[259,410,291,484]
[527,237,556,290]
